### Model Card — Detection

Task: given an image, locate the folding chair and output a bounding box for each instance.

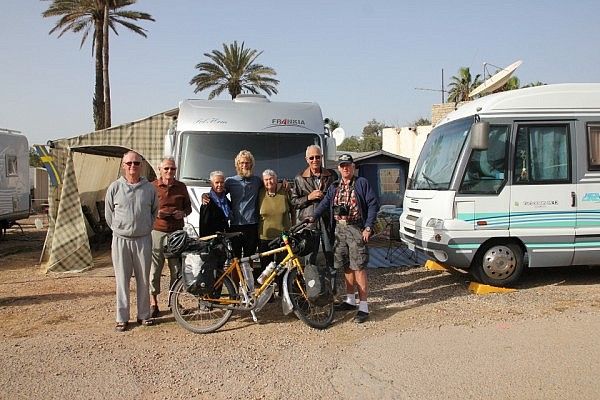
[385,219,416,265]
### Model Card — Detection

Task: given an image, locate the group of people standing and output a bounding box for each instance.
[105,146,378,332]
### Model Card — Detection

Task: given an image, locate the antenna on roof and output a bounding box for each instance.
[415,68,448,103]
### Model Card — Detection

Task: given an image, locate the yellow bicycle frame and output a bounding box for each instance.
[209,233,305,305]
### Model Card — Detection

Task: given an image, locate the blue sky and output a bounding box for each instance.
[2,0,600,145]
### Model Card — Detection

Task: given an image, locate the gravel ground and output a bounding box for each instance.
[2,218,600,399]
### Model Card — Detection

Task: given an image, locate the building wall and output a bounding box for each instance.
[382,125,432,176]
[431,102,467,126]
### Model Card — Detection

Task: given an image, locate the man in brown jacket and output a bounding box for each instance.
[149,157,192,317]
[291,145,337,272]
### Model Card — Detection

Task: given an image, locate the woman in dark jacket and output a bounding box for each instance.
[199,171,230,236]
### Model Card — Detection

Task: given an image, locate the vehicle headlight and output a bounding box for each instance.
[426,218,444,229]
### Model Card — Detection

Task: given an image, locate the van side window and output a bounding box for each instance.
[459,125,509,194]
[587,124,600,170]
[6,155,18,177]
[513,124,570,184]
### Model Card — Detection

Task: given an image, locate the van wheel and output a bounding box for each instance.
[471,242,524,287]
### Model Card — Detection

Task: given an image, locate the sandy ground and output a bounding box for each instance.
[2,216,600,399]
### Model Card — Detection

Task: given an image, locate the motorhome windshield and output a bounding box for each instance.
[178,131,321,182]
[409,117,471,190]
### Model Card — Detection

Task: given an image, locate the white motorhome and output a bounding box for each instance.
[165,94,335,232]
[0,129,30,237]
[401,83,600,286]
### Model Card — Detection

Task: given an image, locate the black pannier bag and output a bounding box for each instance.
[289,229,320,256]
[165,231,226,296]
[303,263,333,306]
[182,251,222,296]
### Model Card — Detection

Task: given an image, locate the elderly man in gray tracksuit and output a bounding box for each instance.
[105,151,158,332]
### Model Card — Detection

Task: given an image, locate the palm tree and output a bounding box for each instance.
[190,41,279,99]
[522,81,546,88]
[490,74,520,94]
[324,117,340,132]
[447,67,482,103]
[42,0,154,130]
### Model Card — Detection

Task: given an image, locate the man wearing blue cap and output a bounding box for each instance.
[312,154,379,323]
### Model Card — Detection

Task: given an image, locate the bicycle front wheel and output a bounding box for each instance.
[287,268,334,329]
[171,276,236,334]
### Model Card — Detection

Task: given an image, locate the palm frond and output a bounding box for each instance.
[190,41,279,99]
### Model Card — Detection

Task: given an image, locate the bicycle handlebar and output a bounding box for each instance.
[217,231,244,240]
[267,218,312,248]
[290,218,311,233]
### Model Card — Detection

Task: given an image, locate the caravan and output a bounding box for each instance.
[0,129,30,237]
[401,84,600,286]
[164,94,335,232]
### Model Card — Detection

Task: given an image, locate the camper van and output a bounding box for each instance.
[0,129,30,237]
[400,83,600,286]
[165,94,336,232]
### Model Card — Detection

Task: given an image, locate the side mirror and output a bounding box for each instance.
[470,121,489,150]
[325,137,337,163]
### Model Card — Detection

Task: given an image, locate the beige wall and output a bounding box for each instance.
[431,102,468,126]
[382,125,432,176]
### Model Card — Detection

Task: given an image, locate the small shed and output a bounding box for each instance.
[339,150,409,206]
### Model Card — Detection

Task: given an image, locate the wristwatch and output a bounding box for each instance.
[364,226,372,233]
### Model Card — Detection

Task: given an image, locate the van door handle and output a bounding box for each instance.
[571,192,576,207]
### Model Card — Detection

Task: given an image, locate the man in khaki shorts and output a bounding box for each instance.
[312,154,379,323]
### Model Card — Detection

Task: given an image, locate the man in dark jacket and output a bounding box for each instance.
[291,145,336,271]
[312,154,379,323]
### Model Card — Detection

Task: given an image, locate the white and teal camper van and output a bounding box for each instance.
[400,83,600,286]
[0,128,29,238]
[164,94,335,233]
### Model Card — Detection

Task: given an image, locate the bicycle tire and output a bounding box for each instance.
[287,268,334,329]
[171,275,236,334]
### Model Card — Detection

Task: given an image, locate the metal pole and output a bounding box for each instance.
[441,68,445,103]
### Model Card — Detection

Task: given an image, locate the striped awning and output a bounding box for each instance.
[43,111,175,273]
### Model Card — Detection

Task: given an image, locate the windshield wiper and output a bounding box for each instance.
[420,172,435,189]
[182,177,211,183]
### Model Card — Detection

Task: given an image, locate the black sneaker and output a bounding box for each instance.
[354,311,369,324]
[335,302,357,311]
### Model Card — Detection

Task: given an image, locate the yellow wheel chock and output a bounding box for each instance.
[467,282,517,295]
[424,260,517,294]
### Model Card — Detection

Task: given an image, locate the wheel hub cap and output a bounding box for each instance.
[482,245,516,279]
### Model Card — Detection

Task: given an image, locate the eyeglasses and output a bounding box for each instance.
[163,167,177,171]
[308,155,322,160]
[124,161,141,166]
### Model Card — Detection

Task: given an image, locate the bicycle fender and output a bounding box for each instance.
[281,269,294,315]
[167,275,182,308]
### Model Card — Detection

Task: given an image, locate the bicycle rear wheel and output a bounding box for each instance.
[171,275,236,334]
[287,268,334,329]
